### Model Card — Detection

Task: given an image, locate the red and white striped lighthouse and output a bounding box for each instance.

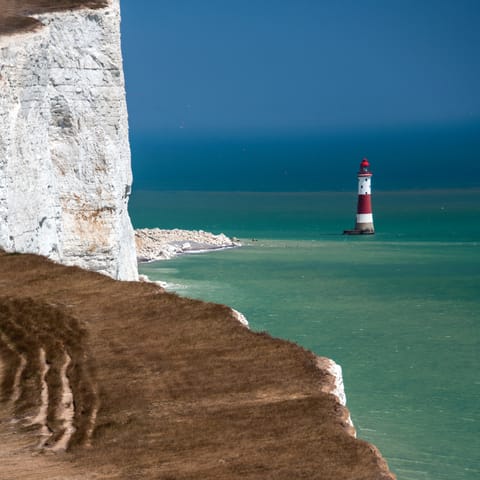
[344,158,375,235]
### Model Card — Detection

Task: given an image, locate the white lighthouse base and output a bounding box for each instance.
[343,212,375,235]
[355,222,375,234]
[343,223,375,235]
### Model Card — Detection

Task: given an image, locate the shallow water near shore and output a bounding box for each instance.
[131,189,480,480]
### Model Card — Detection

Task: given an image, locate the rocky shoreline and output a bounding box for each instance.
[135,228,241,262]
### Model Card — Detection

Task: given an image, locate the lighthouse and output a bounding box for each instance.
[344,158,375,235]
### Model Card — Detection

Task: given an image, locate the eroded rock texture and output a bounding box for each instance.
[0,0,138,280]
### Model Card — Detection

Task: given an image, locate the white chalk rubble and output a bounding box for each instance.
[135,228,241,262]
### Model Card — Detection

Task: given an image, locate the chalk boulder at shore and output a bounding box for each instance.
[135,228,241,262]
[0,0,138,280]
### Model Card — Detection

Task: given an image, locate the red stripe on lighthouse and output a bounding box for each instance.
[357,194,372,214]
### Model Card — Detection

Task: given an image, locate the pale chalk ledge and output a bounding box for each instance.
[135,228,241,263]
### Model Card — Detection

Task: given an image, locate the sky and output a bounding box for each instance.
[120,0,480,136]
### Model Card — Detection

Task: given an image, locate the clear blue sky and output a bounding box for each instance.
[120,0,480,135]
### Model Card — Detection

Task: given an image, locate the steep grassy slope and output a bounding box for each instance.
[0,250,394,479]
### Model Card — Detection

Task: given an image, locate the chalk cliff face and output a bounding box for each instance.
[0,0,138,280]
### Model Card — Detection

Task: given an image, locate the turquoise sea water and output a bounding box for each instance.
[130,188,480,480]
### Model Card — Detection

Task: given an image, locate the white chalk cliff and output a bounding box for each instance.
[0,0,138,280]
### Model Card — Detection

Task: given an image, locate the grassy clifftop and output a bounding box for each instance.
[0,1,108,35]
[0,250,394,479]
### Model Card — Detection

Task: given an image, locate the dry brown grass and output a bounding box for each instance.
[0,331,21,401]
[0,249,395,479]
[0,0,108,35]
[0,296,98,446]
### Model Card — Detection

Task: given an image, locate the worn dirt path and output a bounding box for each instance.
[0,358,88,480]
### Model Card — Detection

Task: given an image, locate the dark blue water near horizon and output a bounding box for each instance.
[130,122,480,192]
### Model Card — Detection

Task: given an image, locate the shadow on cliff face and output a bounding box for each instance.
[0,0,108,35]
[0,250,395,480]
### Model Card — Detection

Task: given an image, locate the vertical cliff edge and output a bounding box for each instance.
[0,0,138,280]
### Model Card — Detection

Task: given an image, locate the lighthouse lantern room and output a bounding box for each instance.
[343,158,375,235]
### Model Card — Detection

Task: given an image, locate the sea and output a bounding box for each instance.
[129,125,480,480]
